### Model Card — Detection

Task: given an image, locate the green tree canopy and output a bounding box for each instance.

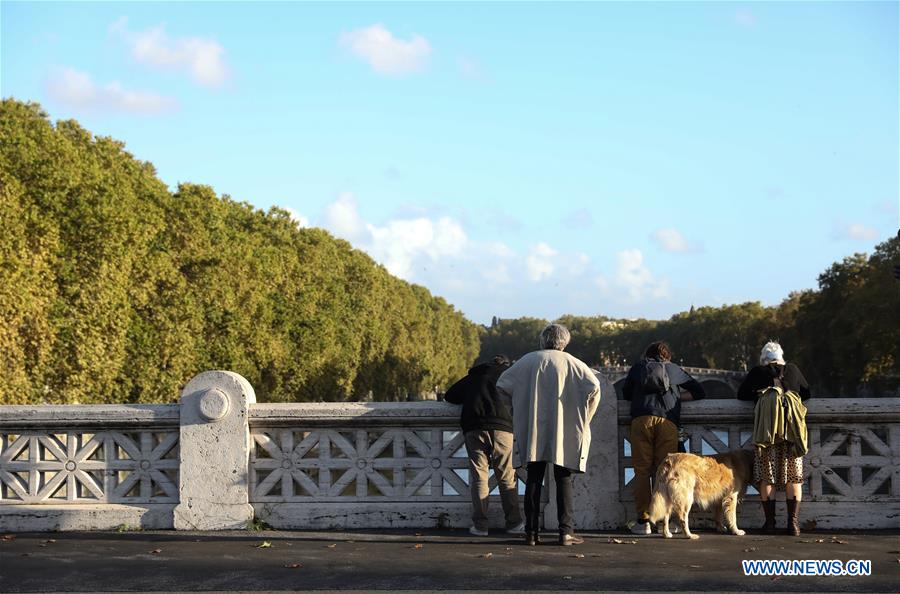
[0,100,480,404]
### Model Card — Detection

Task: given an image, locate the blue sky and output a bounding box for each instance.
[2,1,897,325]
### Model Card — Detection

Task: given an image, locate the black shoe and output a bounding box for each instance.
[525,532,540,546]
[559,533,584,546]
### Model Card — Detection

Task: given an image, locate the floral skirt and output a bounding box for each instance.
[754,441,804,485]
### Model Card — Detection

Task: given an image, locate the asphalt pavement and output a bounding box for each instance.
[1,529,898,593]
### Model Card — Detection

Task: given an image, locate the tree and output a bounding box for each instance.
[0,100,480,404]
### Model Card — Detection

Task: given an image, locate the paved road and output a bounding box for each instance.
[1,529,898,592]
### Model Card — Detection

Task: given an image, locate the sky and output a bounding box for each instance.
[2,1,897,325]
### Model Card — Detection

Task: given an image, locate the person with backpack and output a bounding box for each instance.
[622,341,706,535]
[738,342,811,536]
[444,355,524,537]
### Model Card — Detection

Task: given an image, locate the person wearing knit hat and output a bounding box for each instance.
[738,341,812,536]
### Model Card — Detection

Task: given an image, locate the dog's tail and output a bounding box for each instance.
[647,455,677,523]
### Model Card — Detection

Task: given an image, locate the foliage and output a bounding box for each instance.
[0,100,479,404]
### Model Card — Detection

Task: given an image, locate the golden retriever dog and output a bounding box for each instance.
[648,449,755,539]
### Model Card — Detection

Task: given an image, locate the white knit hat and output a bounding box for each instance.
[759,341,785,366]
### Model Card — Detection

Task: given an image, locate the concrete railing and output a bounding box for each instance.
[1,370,898,531]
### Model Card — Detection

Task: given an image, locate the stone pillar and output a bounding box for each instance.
[544,373,624,531]
[173,371,256,530]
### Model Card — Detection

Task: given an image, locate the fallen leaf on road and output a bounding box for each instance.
[831,537,848,545]
[562,576,572,580]
[743,547,757,552]
[814,539,826,543]
[326,543,337,548]
[412,544,423,549]
[415,532,423,536]
[256,541,272,548]
[45,539,56,544]
[688,565,702,569]
[572,553,585,558]
[480,552,493,559]
[150,549,162,554]
[0,535,15,542]
[608,537,638,545]
[284,563,302,569]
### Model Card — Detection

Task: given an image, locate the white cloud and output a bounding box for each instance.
[837,223,879,241]
[651,228,702,254]
[311,195,687,321]
[321,194,467,278]
[526,242,557,282]
[368,216,467,278]
[324,192,367,240]
[283,207,309,228]
[614,249,669,300]
[44,67,177,115]
[339,24,431,76]
[112,17,229,87]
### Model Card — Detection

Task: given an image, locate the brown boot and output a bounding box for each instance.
[786,499,801,536]
[761,499,776,534]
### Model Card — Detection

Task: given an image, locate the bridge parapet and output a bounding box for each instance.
[1,371,898,531]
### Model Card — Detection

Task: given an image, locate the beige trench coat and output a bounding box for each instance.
[495,349,601,472]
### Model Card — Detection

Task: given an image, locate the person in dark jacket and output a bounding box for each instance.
[622,341,706,535]
[738,341,811,536]
[444,355,524,536]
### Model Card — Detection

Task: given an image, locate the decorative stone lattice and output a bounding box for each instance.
[250,427,522,502]
[618,423,900,502]
[806,425,898,499]
[0,431,179,504]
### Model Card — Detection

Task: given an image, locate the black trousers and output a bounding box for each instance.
[524,461,575,535]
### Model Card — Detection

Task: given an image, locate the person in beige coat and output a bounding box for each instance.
[495,324,601,546]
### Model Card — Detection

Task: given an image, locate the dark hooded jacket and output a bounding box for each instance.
[737,363,811,401]
[443,362,513,433]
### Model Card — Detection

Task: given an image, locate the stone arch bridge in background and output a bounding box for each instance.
[599,366,745,399]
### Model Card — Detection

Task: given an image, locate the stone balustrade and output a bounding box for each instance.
[1,371,898,531]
